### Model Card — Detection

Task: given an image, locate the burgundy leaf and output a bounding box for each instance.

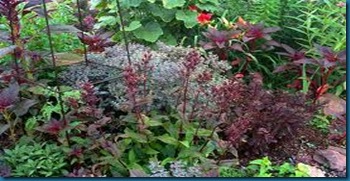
[201,42,216,50]
[293,58,317,65]
[11,99,38,116]
[273,64,297,73]
[242,36,254,42]
[100,140,120,157]
[37,119,65,135]
[280,44,296,54]
[23,0,52,8]
[337,50,346,60]
[0,81,19,110]
[230,43,243,52]
[322,59,337,68]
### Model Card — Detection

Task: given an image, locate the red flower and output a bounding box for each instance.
[188,5,198,11]
[197,12,212,25]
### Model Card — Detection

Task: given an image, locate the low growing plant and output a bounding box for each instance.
[1,140,68,177]
[219,157,310,177]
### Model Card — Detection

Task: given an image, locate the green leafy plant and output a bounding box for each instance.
[309,114,331,134]
[246,156,274,177]
[21,0,82,53]
[1,141,68,177]
[24,85,81,137]
[219,157,310,177]
[91,0,222,44]
[109,111,227,175]
[284,0,346,52]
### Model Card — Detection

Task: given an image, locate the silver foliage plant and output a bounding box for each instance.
[102,42,231,111]
[60,42,232,111]
[148,160,203,177]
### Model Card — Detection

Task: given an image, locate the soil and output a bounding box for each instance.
[237,125,346,177]
[269,126,329,165]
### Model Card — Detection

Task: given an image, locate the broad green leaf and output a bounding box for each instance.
[70,136,89,145]
[98,16,117,26]
[121,0,143,7]
[197,128,212,137]
[128,149,136,163]
[157,134,178,145]
[196,3,219,12]
[162,122,178,139]
[148,0,156,2]
[175,10,198,28]
[25,117,38,131]
[149,4,176,22]
[144,116,163,127]
[179,140,190,148]
[162,0,185,9]
[178,148,202,158]
[159,33,177,45]
[161,157,175,165]
[124,21,142,31]
[124,128,148,143]
[133,22,163,42]
[201,141,216,157]
[90,0,102,9]
[145,147,159,155]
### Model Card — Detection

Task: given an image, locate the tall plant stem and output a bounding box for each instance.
[41,0,70,146]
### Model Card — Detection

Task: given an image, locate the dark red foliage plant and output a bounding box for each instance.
[200,28,242,60]
[77,31,115,53]
[72,1,115,53]
[0,0,51,58]
[274,44,346,100]
[204,73,318,155]
[200,17,281,75]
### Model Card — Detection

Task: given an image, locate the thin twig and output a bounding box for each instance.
[76,0,89,65]
[115,0,132,66]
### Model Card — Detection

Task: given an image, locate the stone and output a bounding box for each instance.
[306,165,326,177]
[313,146,346,172]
